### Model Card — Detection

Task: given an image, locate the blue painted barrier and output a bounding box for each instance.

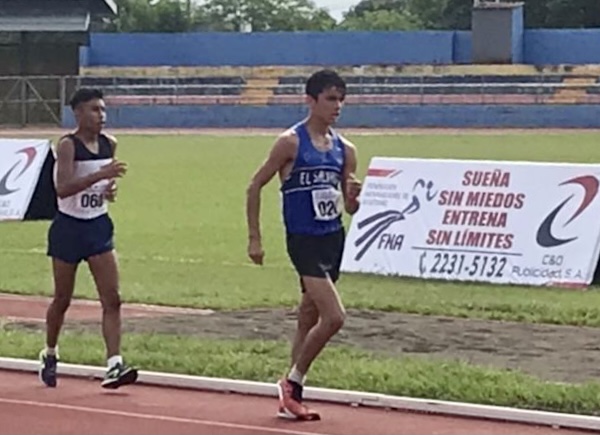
[62,104,600,129]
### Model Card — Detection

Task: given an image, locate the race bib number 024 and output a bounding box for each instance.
[312,188,343,221]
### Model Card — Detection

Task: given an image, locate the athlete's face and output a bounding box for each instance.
[310,86,345,125]
[76,98,106,133]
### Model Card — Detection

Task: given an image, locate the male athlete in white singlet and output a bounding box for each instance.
[39,88,138,390]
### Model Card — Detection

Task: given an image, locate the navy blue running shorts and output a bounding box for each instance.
[47,211,114,264]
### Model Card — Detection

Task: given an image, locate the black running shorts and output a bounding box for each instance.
[285,228,345,286]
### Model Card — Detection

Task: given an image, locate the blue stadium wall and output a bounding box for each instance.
[61,105,600,129]
[69,29,600,128]
[80,29,600,66]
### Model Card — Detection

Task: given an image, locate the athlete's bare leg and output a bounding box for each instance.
[39,258,78,387]
[87,250,121,359]
[277,275,344,420]
[292,276,345,376]
[291,291,319,368]
[86,249,137,389]
[46,258,78,349]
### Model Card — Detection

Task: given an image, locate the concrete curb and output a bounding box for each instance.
[1,357,599,431]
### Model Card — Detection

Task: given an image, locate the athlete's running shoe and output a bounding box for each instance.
[39,349,58,388]
[276,378,321,421]
[101,363,138,389]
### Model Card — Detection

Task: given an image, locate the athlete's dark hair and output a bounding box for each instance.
[305,69,346,100]
[70,88,104,110]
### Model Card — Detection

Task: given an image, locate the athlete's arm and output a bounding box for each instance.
[54,136,125,199]
[341,138,361,215]
[103,134,119,202]
[105,133,118,155]
[246,133,295,263]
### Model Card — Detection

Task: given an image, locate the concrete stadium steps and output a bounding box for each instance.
[240,79,278,105]
[239,67,283,105]
[79,65,315,78]
[80,63,600,78]
[550,76,598,104]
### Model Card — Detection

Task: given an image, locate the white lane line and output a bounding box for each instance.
[0,397,330,435]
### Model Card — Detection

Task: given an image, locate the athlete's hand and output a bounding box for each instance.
[100,160,128,180]
[346,174,362,201]
[248,238,264,265]
[104,180,117,202]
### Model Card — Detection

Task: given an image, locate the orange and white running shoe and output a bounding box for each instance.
[276,378,321,421]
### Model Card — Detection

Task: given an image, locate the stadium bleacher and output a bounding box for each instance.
[79,75,246,105]
[76,66,600,107]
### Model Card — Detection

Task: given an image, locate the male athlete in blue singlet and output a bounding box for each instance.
[39,88,138,390]
[246,69,362,421]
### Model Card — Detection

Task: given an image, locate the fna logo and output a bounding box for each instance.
[536,175,599,248]
[352,172,438,261]
[0,147,37,196]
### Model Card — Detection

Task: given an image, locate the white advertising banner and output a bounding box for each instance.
[0,139,53,221]
[341,157,600,288]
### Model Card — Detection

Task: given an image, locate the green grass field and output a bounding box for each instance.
[3,131,600,414]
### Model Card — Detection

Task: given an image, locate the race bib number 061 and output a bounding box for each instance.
[80,192,104,208]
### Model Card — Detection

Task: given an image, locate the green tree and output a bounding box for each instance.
[339,0,600,31]
[338,0,422,30]
[406,0,446,29]
[338,9,421,30]
[104,0,193,32]
[153,0,191,31]
[436,0,471,30]
[536,0,600,28]
[195,0,336,31]
[344,0,409,18]
[98,0,600,33]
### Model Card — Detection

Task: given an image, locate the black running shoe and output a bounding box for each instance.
[101,363,138,389]
[39,349,58,388]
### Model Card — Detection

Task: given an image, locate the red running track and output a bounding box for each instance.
[0,370,593,435]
